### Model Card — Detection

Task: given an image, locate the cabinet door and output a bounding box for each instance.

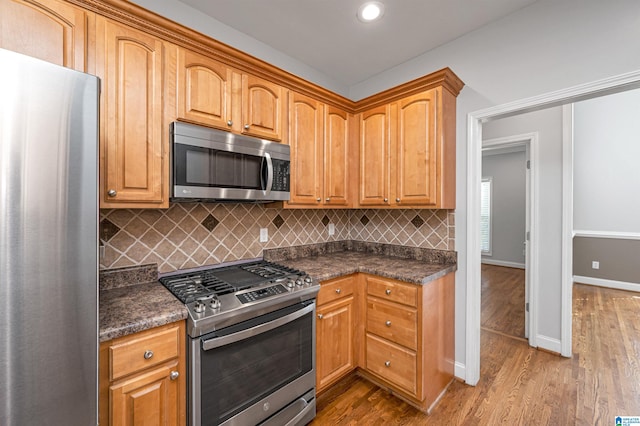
[176,48,233,130]
[96,17,167,208]
[359,104,391,206]
[241,74,286,141]
[111,360,181,426]
[396,90,438,206]
[324,106,350,206]
[288,92,323,206]
[316,297,354,392]
[0,0,89,71]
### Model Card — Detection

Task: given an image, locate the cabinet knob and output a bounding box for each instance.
[385,320,392,327]
[169,371,179,381]
[316,198,321,202]
[326,198,330,202]
[143,350,154,360]
[385,289,391,295]
[384,361,391,367]
[227,120,233,126]
[244,124,250,130]
[396,198,400,202]
[383,198,388,202]
[335,288,341,294]
[107,189,117,197]
[317,314,323,319]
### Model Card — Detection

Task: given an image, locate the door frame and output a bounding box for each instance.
[464,69,640,386]
[481,134,538,343]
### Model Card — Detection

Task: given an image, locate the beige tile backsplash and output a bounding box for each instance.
[100,204,455,273]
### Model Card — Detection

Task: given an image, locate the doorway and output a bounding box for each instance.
[464,70,640,386]
[481,135,537,344]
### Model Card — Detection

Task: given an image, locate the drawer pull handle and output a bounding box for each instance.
[385,289,391,295]
[317,314,324,319]
[384,361,391,367]
[335,288,341,294]
[385,320,392,327]
[170,371,179,380]
[143,350,154,360]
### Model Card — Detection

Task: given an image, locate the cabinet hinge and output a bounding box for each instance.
[526,302,529,312]
[526,160,531,170]
[526,231,530,241]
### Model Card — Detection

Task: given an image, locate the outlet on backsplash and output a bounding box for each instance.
[328,223,335,236]
[260,228,268,243]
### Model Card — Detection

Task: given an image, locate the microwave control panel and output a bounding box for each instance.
[272,159,290,192]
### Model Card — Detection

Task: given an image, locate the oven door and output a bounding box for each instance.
[190,301,316,426]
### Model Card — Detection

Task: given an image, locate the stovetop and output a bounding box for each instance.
[159,260,320,337]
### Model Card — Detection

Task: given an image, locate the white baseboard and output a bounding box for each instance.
[481,259,525,269]
[536,335,562,354]
[455,361,466,382]
[573,275,640,293]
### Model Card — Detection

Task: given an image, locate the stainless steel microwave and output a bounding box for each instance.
[170,122,290,202]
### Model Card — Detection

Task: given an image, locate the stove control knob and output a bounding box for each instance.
[295,279,303,286]
[209,297,220,309]
[194,300,206,313]
[304,276,312,284]
[287,280,295,288]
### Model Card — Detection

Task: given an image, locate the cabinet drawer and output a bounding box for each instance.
[317,275,355,306]
[109,325,181,381]
[366,334,416,395]
[366,298,417,350]
[366,276,418,307]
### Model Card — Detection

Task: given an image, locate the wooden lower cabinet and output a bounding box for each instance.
[100,322,186,426]
[316,275,357,392]
[315,272,454,413]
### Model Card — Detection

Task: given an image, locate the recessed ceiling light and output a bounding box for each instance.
[357,1,384,23]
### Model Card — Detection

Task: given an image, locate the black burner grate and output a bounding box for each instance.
[159,261,303,304]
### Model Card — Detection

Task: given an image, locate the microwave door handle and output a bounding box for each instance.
[201,302,314,350]
[262,152,274,195]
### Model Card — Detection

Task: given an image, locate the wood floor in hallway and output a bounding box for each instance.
[481,264,525,339]
[311,282,640,425]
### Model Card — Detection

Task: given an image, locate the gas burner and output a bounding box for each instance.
[159,260,320,337]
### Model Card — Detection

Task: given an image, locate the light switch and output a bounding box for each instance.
[260,228,268,243]
[592,261,599,270]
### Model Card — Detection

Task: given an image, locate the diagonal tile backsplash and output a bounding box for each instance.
[100,204,455,273]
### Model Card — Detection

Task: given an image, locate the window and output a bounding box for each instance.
[480,178,492,255]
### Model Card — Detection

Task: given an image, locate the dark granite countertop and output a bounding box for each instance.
[265,241,457,284]
[275,251,456,284]
[99,265,188,342]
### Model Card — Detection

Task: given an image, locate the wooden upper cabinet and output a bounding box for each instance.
[396,89,438,206]
[176,48,233,131]
[357,87,456,209]
[96,17,170,208]
[0,0,90,71]
[241,74,287,142]
[359,104,392,206]
[324,106,351,207]
[288,92,324,206]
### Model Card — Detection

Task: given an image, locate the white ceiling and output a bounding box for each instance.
[180,0,540,87]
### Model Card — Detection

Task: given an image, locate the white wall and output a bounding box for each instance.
[128,0,640,373]
[482,150,526,266]
[483,108,564,344]
[574,88,640,233]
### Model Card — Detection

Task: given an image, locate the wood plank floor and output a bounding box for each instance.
[481,264,525,339]
[312,283,640,425]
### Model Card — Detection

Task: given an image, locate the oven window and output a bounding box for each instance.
[199,305,313,424]
[175,144,262,189]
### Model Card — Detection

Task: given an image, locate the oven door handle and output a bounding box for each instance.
[201,303,314,350]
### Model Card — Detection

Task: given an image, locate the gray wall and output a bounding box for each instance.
[572,88,640,285]
[483,107,564,344]
[573,238,640,285]
[481,150,526,266]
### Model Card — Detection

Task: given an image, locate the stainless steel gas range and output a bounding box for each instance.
[160,259,320,426]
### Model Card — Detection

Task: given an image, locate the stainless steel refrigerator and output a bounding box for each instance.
[0,48,99,425]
